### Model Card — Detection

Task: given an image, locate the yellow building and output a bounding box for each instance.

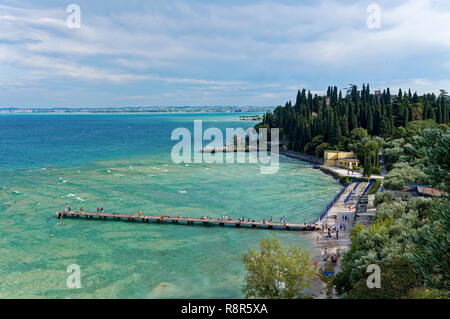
[324,151,359,169]
[337,158,359,170]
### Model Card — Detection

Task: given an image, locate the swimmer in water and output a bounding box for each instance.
[50,233,54,237]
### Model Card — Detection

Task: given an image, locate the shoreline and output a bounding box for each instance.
[280,149,351,298]
[279,150,323,165]
[0,110,268,115]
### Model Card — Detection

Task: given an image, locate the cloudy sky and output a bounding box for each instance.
[0,0,449,107]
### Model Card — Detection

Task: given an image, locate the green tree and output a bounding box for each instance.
[413,128,450,192]
[314,142,331,158]
[367,105,373,134]
[363,155,373,177]
[410,196,450,296]
[242,237,315,299]
[347,257,423,299]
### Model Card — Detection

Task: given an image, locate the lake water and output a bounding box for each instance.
[0,113,340,298]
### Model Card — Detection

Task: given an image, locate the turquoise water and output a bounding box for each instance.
[0,113,340,298]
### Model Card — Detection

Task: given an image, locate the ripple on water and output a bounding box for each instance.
[0,114,340,298]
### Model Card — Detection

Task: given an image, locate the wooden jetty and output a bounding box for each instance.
[56,210,316,232]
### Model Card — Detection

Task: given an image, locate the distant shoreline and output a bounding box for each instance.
[0,107,273,114]
[0,112,268,119]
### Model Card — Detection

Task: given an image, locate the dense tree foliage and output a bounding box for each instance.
[258,86,449,299]
[410,196,449,296]
[382,128,449,190]
[261,84,449,171]
[413,129,450,192]
[242,237,315,299]
[332,128,449,298]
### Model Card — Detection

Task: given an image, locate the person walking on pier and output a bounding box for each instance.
[138,210,141,217]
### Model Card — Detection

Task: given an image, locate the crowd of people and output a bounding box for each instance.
[215,215,288,224]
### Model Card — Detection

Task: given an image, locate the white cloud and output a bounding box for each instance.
[0,0,449,106]
[374,78,450,95]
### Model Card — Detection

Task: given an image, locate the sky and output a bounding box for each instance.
[0,0,449,107]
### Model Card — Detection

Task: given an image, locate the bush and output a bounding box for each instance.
[408,287,447,299]
[371,167,381,175]
[367,179,382,195]
[406,197,434,220]
[374,191,393,206]
[382,146,403,169]
[347,257,423,299]
[383,162,429,190]
[350,128,368,140]
[406,119,438,132]
[403,143,414,156]
[394,126,407,139]
[376,200,406,220]
[339,176,350,185]
[383,177,405,190]
[314,142,331,158]
[304,135,324,155]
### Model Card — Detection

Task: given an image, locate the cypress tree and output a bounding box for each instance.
[367,104,373,134]
[328,111,338,145]
[341,114,349,137]
[266,83,445,154]
[404,105,409,127]
[363,155,373,177]
[373,106,382,135]
[423,102,429,120]
[295,90,301,112]
[386,88,391,104]
[350,111,358,131]
[387,103,395,135]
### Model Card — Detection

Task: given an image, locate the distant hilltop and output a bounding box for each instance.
[0,106,274,114]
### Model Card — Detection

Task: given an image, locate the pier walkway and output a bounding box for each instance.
[56,210,316,232]
[313,181,368,273]
[317,181,368,233]
[56,181,368,233]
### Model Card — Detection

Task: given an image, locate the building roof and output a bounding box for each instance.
[325,150,352,153]
[416,186,447,197]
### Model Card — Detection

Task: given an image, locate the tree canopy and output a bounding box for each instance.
[242,237,315,299]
